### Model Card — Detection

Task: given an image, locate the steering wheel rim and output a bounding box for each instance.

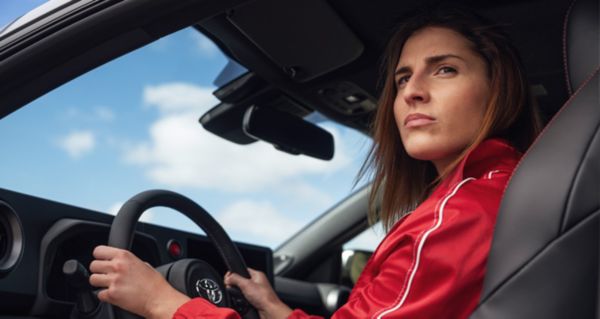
[107,189,258,318]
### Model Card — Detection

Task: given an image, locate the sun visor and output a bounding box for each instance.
[227,0,364,82]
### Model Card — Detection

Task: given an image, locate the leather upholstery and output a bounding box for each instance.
[470,0,600,317]
[565,0,600,93]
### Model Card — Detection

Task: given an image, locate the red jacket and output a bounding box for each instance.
[174,139,521,319]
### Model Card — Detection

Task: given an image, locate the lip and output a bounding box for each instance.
[404,113,436,128]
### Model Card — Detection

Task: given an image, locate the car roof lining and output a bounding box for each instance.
[0,0,572,134]
[226,0,364,83]
[200,0,572,132]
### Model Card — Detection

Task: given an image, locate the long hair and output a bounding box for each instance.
[359,6,543,231]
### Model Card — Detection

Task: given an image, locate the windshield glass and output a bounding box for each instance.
[0,0,64,36]
[0,27,373,249]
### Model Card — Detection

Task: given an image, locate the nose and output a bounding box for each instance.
[402,75,430,105]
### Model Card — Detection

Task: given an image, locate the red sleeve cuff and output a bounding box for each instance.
[173,298,240,319]
[287,309,323,319]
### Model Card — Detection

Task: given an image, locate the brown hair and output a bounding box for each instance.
[360,6,543,231]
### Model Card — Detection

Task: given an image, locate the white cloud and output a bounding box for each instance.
[106,201,159,223]
[277,182,334,209]
[107,201,124,215]
[105,198,302,247]
[58,130,95,158]
[94,106,115,122]
[124,82,351,193]
[140,211,157,223]
[143,83,217,114]
[218,200,304,244]
[190,32,219,57]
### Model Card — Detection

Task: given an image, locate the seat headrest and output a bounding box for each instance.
[564,0,599,94]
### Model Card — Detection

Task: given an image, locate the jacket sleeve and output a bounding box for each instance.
[331,178,503,319]
[173,299,321,319]
[173,298,241,319]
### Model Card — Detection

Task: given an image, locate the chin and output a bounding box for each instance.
[404,144,442,161]
[403,127,474,158]
[401,134,434,157]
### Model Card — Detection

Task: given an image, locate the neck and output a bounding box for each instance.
[432,154,459,178]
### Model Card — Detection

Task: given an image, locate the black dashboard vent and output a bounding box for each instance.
[0,217,8,263]
[0,200,23,274]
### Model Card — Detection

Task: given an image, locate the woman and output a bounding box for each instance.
[89,6,542,319]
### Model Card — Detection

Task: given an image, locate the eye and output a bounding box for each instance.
[436,66,457,75]
[396,75,410,88]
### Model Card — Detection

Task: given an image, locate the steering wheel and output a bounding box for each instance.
[105,189,259,319]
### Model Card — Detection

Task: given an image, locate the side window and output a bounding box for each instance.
[341,223,385,286]
[343,222,385,251]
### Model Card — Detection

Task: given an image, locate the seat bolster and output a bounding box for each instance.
[470,212,598,319]
[477,70,599,307]
[566,0,599,92]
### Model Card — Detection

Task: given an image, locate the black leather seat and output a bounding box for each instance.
[470,0,599,318]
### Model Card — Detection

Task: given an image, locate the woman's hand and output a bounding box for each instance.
[89,245,190,319]
[224,268,292,319]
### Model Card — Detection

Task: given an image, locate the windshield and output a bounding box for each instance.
[0,26,373,249]
[0,0,68,36]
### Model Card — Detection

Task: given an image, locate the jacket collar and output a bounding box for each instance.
[442,138,522,189]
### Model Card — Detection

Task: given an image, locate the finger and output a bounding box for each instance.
[96,288,112,303]
[224,272,250,288]
[143,261,158,272]
[89,260,114,274]
[248,268,261,277]
[93,245,121,260]
[89,273,111,288]
[247,268,266,282]
[224,272,233,288]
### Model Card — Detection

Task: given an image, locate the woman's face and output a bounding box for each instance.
[393,26,491,174]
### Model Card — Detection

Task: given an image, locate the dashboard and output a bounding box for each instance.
[0,188,273,318]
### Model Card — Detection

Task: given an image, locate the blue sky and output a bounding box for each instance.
[0,0,46,30]
[0,1,382,249]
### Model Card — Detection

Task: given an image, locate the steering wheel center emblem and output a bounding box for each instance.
[195,278,223,305]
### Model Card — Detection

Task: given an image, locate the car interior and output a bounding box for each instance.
[0,0,598,318]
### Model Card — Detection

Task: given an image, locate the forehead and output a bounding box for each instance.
[396,27,475,66]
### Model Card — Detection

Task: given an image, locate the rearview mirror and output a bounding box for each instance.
[242,106,334,160]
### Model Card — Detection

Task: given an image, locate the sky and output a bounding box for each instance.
[0,0,46,31]
[0,0,384,250]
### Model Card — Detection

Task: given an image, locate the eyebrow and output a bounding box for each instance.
[394,54,466,76]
